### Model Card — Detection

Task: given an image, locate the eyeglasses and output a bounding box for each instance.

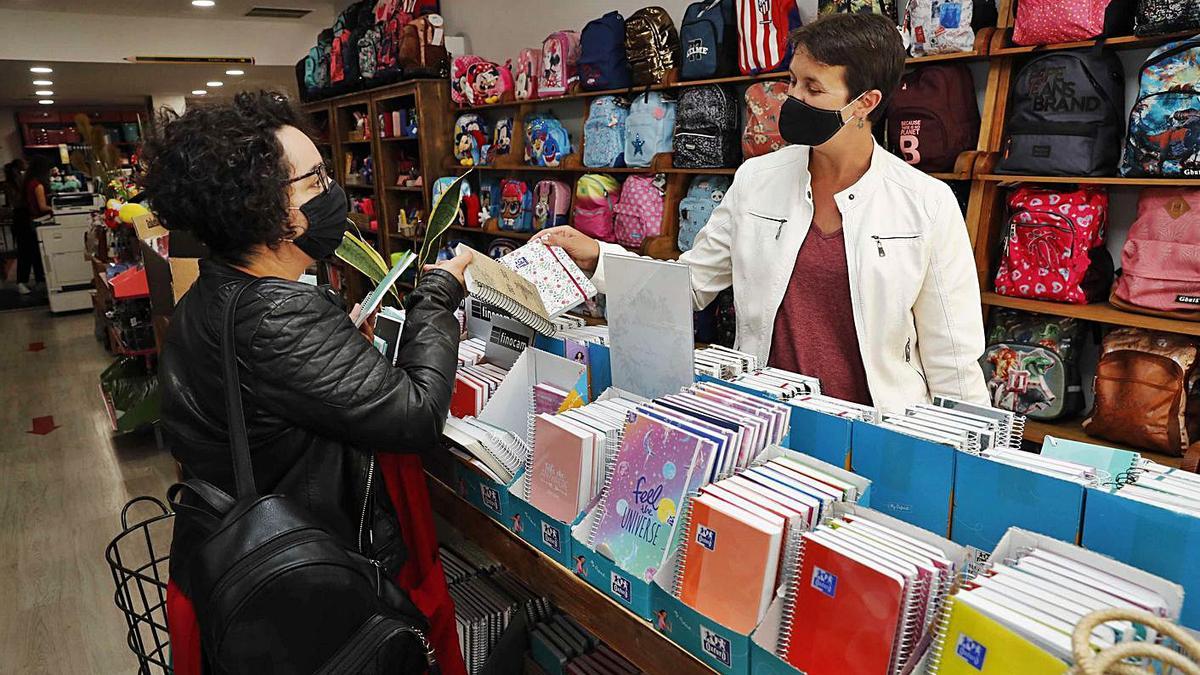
[286,162,333,191]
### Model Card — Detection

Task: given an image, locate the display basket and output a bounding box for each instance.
[105,496,175,674]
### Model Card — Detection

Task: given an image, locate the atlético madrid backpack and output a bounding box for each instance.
[736,0,802,75]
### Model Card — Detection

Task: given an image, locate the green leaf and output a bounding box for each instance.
[417,170,470,278]
[334,230,403,302]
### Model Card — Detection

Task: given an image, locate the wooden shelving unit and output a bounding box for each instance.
[1023,418,1183,468]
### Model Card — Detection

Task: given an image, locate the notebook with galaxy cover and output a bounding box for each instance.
[586,410,715,581]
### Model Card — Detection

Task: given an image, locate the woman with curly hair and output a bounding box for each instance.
[144,91,469,674]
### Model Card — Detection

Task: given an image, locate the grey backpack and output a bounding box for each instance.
[673,84,741,168]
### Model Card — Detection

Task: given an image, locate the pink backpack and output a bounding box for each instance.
[1112,189,1200,319]
[613,175,666,249]
[574,173,622,242]
[450,55,513,106]
[514,48,541,100]
[742,82,789,159]
[994,185,1114,304]
[532,179,572,231]
[538,30,581,98]
[1013,0,1112,45]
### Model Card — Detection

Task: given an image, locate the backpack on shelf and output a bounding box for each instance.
[819,0,898,26]
[742,82,789,159]
[514,48,542,100]
[524,114,572,167]
[1119,38,1200,178]
[455,57,513,106]
[1083,328,1200,457]
[357,21,383,80]
[996,50,1124,176]
[624,92,677,168]
[579,11,632,91]
[981,308,1085,421]
[886,64,980,172]
[1111,188,1200,320]
[538,30,582,98]
[903,0,975,57]
[1012,0,1134,45]
[499,179,534,232]
[674,85,741,168]
[489,117,515,163]
[478,176,503,225]
[613,174,668,249]
[584,96,630,168]
[372,4,408,84]
[1135,0,1200,34]
[330,1,373,91]
[993,185,1114,304]
[532,180,573,231]
[433,176,480,228]
[678,175,732,251]
[574,174,623,242]
[453,114,491,167]
[398,13,448,78]
[737,0,802,75]
[680,0,738,81]
[625,6,681,85]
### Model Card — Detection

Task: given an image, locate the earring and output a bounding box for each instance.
[856,117,865,129]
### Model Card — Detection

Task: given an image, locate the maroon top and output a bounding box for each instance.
[26,179,51,219]
[768,227,873,405]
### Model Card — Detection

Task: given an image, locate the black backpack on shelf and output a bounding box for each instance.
[996,49,1124,176]
[679,0,738,81]
[168,281,435,674]
[1135,0,1200,35]
[674,84,741,168]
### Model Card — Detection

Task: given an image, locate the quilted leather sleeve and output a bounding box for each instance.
[245,270,464,453]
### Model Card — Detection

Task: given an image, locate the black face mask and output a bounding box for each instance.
[291,181,349,261]
[778,92,867,147]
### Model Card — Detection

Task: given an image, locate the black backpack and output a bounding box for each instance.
[168,281,436,674]
[674,84,741,168]
[679,0,738,81]
[625,6,681,85]
[1135,0,1200,34]
[997,49,1124,176]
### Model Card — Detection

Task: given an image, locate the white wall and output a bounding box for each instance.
[441,0,696,62]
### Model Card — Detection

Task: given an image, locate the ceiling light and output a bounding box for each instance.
[35,90,54,97]
[206,81,223,87]
[32,80,53,86]
[30,66,53,74]
[191,0,215,6]
[38,100,54,105]
[225,69,244,76]
[191,90,207,95]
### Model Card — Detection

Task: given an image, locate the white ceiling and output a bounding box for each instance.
[0,0,342,24]
[0,59,296,107]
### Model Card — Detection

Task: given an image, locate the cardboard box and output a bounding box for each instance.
[132,213,206,314]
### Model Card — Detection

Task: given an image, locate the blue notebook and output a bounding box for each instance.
[1040,435,1140,485]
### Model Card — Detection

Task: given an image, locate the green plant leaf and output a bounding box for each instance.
[417,170,470,278]
[334,230,403,302]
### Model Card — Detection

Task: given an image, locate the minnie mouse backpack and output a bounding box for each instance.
[742,82,789,158]
[538,30,582,98]
[514,48,542,100]
[532,180,572,231]
[574,174,622,242]
[451,56,512,105]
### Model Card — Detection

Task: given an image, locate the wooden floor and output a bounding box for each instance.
[0,307,176,673]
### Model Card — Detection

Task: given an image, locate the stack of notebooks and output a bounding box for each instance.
[878,397,1027,455]
[444,416,529,484]
[525,398,636,523]
[458,338,487,367]
[671,456,863,633]
[929,544,1173,673]
[530,614,642,675]
[579,380,793,582]
[1116,458,1200,516]
[791,394,877,422]
[452,361,511,418]
[777,514,960,675]
[722,367,821,400]
[978,448,1101,486]
[458,241,598,336]
[446,565,554,674]
[693,346,760,379]
[555,324,610,347]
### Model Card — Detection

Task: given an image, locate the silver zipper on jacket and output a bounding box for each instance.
[749,212,788,239]
[358,454,376,554]
[905,337,929,387]
[871,234,920,257]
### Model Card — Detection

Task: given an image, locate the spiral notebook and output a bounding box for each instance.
[927,596,1068,675]
[457,243,596,336]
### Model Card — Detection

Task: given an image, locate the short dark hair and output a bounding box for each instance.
[139,90,312,266]
[788,14,906,123]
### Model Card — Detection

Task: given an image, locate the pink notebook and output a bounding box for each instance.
[528,413,597,522]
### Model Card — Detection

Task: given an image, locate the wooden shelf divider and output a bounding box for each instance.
[982,292,1200,337]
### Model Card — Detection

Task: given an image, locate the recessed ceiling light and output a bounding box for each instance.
[32,80,53,86]
[206,81,223,87]
[35,90,53,96]
[225,69,244,76]
[191,90,207,95]
[30,66,53,74]
[191,0,215,6]
[38,100,54,105]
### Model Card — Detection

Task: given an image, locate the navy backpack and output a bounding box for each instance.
[680,0,738,80]
[579,11,633,91]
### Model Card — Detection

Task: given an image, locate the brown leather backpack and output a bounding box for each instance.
[398,14,448,77]
[1083,327,1200,466]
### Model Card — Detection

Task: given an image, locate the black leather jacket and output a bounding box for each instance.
[160,260,463,596]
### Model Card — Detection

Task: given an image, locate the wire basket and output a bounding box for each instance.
[105,496,175,675]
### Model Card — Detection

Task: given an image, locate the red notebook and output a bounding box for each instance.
[783,531,907,675]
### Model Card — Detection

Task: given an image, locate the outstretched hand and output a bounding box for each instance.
[531,227,602,274]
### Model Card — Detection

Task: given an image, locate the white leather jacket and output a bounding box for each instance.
[592,142,989,413]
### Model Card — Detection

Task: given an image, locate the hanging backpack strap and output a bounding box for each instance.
[223,279,262,501]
